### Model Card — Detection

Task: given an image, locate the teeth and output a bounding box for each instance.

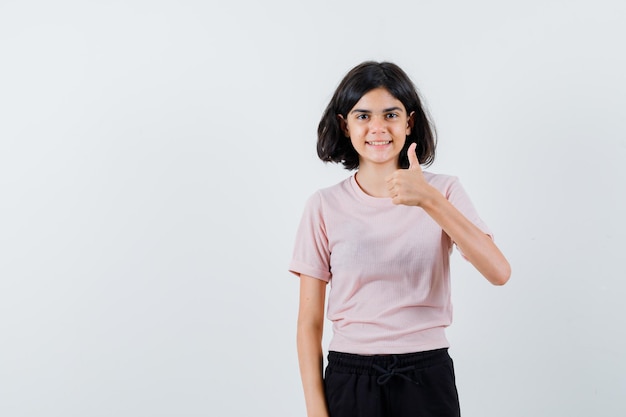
[368,141,390,145]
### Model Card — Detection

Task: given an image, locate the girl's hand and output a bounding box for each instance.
[386,142,437,206]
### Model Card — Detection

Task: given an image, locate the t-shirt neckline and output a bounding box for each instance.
[349,174,393,207]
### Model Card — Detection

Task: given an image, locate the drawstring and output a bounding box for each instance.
[372,355,419,386]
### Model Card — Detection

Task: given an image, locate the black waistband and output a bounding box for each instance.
[327,348,450,376]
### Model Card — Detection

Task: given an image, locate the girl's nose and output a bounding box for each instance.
[369,115,386,132]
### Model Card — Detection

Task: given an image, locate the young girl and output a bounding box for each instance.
[289,61,510,417]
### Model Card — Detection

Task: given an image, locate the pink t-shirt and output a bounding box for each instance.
[289,172,492,355]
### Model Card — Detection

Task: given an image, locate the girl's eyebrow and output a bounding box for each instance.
[350,106,404,114]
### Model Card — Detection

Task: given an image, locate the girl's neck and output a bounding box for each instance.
[354,164,398,198]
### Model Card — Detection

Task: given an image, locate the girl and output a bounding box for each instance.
[289,61,510,417]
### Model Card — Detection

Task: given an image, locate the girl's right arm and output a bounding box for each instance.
[297,274,329,417]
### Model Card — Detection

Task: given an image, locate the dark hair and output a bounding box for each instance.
[317,61,436,170]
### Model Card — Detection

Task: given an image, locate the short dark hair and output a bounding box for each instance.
[317,61,437,170]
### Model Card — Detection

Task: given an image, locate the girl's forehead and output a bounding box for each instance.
[352,88,405,111]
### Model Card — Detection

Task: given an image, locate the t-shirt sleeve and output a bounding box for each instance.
[288,192,332,282]
[445,176,494,256]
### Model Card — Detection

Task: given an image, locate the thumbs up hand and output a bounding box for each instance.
[386,142,436,206]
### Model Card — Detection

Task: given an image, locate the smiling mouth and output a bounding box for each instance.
[366,140,391,145]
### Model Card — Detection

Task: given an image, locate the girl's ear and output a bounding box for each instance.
[337,114,349,137]
[406,111,415,135]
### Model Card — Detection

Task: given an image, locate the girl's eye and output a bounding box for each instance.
[386,113,399,119]
[356,114,369,120]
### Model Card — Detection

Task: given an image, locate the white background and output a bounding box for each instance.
[1,1,625,416]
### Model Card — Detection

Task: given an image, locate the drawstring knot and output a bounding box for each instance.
[372,355,419,386]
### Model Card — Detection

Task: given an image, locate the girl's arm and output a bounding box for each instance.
[387,143,511,286]
[419,193,511,285]
[297,274,330,417]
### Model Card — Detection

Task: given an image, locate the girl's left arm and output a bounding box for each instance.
[387,143,511,285]
[420,192,511,285]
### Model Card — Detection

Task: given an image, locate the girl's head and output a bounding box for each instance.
[317,61,436,170]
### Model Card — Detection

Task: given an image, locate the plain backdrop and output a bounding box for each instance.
[1,1,625,416]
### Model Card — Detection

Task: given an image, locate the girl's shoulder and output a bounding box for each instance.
[312,175,354,198]
[423,171,459,186]
[301,176,353,208]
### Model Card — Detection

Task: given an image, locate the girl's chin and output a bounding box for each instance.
[359,155,401,167]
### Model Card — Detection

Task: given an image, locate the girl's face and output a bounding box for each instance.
[339,87,414,171]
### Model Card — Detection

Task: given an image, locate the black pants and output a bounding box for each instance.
[324,349,461,417]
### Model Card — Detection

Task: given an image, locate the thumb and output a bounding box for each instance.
[407,142,420,170]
